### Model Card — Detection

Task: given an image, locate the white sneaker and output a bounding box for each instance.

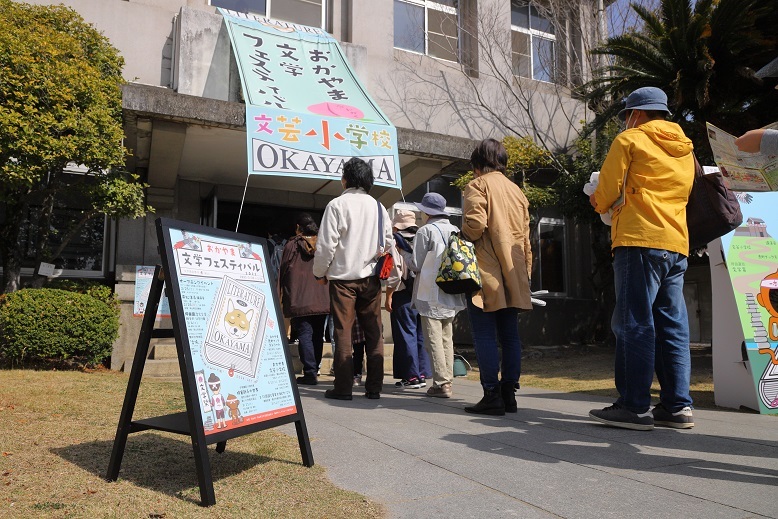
[652,404,694,429]
[395,379,422,389]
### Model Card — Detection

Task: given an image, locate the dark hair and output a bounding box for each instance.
[470,138,508,174]
[342,157,374,193]
[643,109,668,120]
[296,213,318,235]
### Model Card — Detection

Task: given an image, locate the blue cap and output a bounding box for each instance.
[618,87,672,121]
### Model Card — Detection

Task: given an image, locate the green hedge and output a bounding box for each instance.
[47,279,119,312]
[0,288,119,367]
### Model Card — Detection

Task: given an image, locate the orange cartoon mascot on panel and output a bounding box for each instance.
[757,269,778,341]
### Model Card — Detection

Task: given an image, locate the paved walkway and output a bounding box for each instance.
[281,375,778,519]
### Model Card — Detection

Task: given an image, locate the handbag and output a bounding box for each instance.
[453,354,471,377]
[435,231,481,295]
[374,200,394,280]
[686,153,743,250]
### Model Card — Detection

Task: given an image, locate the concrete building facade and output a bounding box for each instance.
[16,0,714,373]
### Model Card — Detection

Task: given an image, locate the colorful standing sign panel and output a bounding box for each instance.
[161,222,298,434]
[108,219,312,507]
[219,8,401,190]
[720,193,778,414]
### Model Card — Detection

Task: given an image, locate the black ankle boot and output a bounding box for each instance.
[464,388,505,416]
[501,382,517,413]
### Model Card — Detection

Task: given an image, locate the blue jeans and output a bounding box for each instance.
[467,299,522,390]
[326,313,336,355]
[391,288,431,381]
[612,247,692,413]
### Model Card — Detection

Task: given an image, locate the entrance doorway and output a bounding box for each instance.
[217,201,324,240]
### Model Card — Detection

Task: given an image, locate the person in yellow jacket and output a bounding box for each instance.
[588,87,696,431]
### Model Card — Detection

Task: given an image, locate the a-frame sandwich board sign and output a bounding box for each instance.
[107,217,313,506]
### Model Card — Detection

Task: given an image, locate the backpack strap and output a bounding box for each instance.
[376,199,384,251]
[429,223,447,243]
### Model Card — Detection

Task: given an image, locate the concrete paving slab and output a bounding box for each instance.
[282,375,778,519]
[627,463,778,517]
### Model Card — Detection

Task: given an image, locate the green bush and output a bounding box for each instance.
[46,278,119,312]
[0,288,119,367]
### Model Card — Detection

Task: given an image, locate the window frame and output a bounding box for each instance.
[394,0,461,64]
[210,0,326,30]
[395,173,464,229]
[0,165,112,280]
[532,216,567,295]
[510,1,557,83]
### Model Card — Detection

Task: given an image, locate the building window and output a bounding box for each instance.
[394,0,460,63]
[19,207,107,274]
[511,1,556,82]
[211,0,324,29]
[0,173,108,278]
[532,217,566,294]
[398,174,463,228]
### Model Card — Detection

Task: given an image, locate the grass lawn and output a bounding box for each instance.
[0,347,718,518]
[0,369,384,519]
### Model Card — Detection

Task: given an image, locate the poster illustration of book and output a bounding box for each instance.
[203,276,268,378]
[720,192,778,414]
[166,227,297,434]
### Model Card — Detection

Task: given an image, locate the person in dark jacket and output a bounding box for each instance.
[279,213,330,385]
[385,209,431,389]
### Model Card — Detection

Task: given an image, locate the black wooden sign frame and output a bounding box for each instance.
[107,218,313,506]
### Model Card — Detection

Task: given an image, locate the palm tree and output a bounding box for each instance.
[583,0,778,159]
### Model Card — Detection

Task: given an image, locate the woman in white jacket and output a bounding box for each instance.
[410,193,466,398]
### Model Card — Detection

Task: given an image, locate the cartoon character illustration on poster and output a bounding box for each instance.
[203,277,268,378]
[173,231,201,250]
[224,299,255,340]
[226,394,243,425]
[752,269,778,409]
[238,243,263,261]
[756,269,778,340]
[208,373,228,430]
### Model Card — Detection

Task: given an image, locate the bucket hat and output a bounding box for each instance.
[618,87,672,121]
[755,57,778,79]
[755,57,778,89]
[414,192,448,216]
[392,209,417,230]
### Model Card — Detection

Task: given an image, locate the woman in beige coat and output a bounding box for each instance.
[461,138,532,416]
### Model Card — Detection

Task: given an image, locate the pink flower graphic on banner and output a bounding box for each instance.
[307,102,364,119]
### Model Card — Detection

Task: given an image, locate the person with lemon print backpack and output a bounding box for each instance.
[408,193,466,398]
[461,139,533,416]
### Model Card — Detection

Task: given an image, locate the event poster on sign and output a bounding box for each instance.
[720,192,778,414]
[218,8,402,190]
[134,265,171,318]
[166,227,296,434]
